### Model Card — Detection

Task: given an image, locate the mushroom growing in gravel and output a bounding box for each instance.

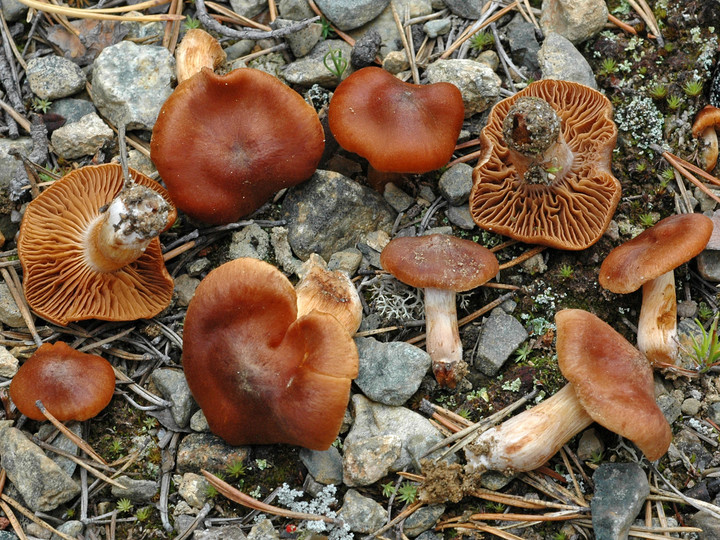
[464,309,671,474]
[470,79,621,250]
[692,105,720,172]
[150,67,325,225]
[9,342,116,421]
[599,213,713,367]
[175,28,226,83]
[18,163,176,326]
[380,234,499,388]
[182,257,358,450]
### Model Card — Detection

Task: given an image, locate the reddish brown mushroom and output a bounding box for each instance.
[470,79,621,250]
[465,309,671,474]
[9,342,116,421]
[150,67,325,225]
[380,234,499,388]
[599,213,713,366]
[692,105,720,172]
[18,163,176,326]
[182,257,358,450]
[328,66,464,174]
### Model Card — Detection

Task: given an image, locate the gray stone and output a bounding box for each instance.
[50,112,114,160]
[343,434,402,486]
[538,32,597,89]
[657,393,682,425]
[247,518,279,539]
[337,489,388,533]
[384,182,415,212]
[0,426,80,511]
[476,50,499,71]
[275,18,322,58]
[223,40,255,61]
[688,511,720,539]
[193,525,247,539]
[282,39,353,87]
[505,13,540,76]
[473,308,529,376]
[150,368,195,428]
[0,345,18,377]
[278,0,314,19]
[269,226,303,276]
[228,0,266,17]
[174,274,200,307]
[328,248,363,275]
[382,50,409,73]
[708,402,720,425]
[190,409,210,432]
[90,41,175,130]
[0,138,33,188]
[439,162,473,205]
[673,428,713,472]
[351,29,382,68]
[698,249,720,282]
[540,0,608,44]
[51,520,83,540]
[404,504,445,537]
[176,433,251,474]
[26,55,86,100]
[446,204,475,230]
[416,532,443,540]
[576,427,604,461]
[227,223,270,261]
[38,422,82,477]
[110,475,159,502]
[1,0,27,21]
[681,397,702,416]
[283,170,396,260]
[314,0,390,31]
[299,446,344,485]
[0,532,17,540]
[0,281,26,327]
[48,98,97,125]
[423,18,451,38]
[425,59,501,118]
[178,472,210,508]
[354,337,431,405]
[591,463,649,540]
[442,0,482,18]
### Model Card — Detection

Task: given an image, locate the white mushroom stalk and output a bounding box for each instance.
[86,183,173,272]
[637,270,678,366]
[464,384,592,474]
[424,287,466,386]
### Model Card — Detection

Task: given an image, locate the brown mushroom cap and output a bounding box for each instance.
[18,164,176,326]
[691,105,720,138]
[599,213,713,294]
[380,234,499,291]
[691,105,720,172]
[470,79,621,250]
[328,67,464,173]
[9,342,116,421]
[556,309,671,461]
[182,257,358,450]
[150,67,325,225]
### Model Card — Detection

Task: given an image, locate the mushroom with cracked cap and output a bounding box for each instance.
[470,79,621,250]
[599,213,713,367]
[18,163,176,326]
[464,309,671,474]
[380,234,499,389]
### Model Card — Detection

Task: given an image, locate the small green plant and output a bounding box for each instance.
[638,213,655,227]
[323,48,347,78]
[598,58,617,75]
[109,439,123,455]
[558,263,574,279]
[381,481,396,498]
[486,502,506,513]
[255,458,271,470]
[319,16,335,39]
[31,97,52,113]
[687,314,720,373]
[660,167,676,182]
[135,507,152,522]
[514,342,533,362]
[698,302,714,321]
[116,498,133,514]
[226,459,247,479]
[589,450,604,464]
[396,482,418,504]
[142,417,158,431]
[456,408,472,420]
[469,31,494,50]
[553,532,569,540]
[183,15,201,30]
[206,483,218,498]
[666,94,682,110]
[682,79,703,97]
[648,83,668,100]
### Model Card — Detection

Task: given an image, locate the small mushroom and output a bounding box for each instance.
[328,66,464,175]
[182,257,358,450]
[464,309,671,474]
[9,342,116,421]
[380,234,499,388]
[599,213,713,366]
[692,105,720,172]
[175,28,226,84]
[150,67,325,225]
[18,164,176,326]
[470,79,621,250]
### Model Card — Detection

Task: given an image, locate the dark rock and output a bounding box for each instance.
[299,446,344,485]
[176,433,251,474]
[505,13,540,77]
[351,29,382,68]
[688,511,720,540]
[591,463,649,540]
[673,428,714,472]
[685,481,712,503]
[403,504,446,537]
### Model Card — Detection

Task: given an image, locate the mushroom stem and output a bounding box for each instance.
[464,384,592,474]
[698,126,719,172]
[86,184,172,272]
[424,287,467,388]
[637,270,678,366]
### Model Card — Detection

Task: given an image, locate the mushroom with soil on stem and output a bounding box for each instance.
[380,234,499,389]
[150,67,325,225]
[691,105,720,172]
[182,257,358,450]
[470,79,621,250]
[464,309,672,475]
[327,66,464,191]
[18,163,176,326]
[598,213,713,367]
